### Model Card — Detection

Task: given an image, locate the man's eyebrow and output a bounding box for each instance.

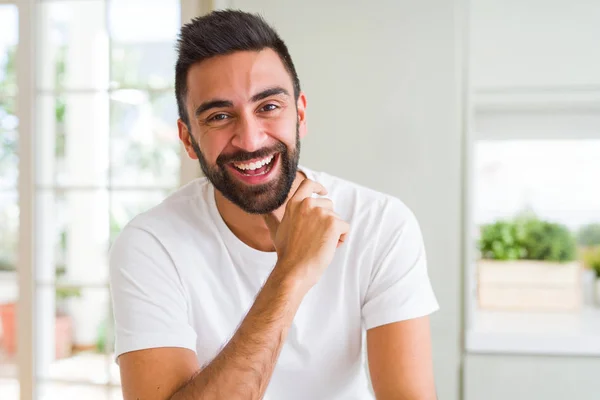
[194,87,290,118]
[194,99,233,118]
[250,87,290,102]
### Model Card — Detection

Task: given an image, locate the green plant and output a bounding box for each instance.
[479,216,577,263]
[55,261,81,316]
[0,46,18,180]
[577,224,600,247]
[55,286,81,316]
[0,258,15,272]
[96,319,107,353]
[583,247,600,278]
[479,220,527,260]
[55,287,82,301]
[0,45,16,95]
[520,218,577,262]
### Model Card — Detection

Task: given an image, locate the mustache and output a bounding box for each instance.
[217,142,287,165]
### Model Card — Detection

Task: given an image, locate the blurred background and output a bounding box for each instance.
[0,0,599,399]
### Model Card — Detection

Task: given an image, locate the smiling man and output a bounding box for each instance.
[109,10,439,400]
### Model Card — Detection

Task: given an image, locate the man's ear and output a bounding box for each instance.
[177,119,199,160]
[296,92,308,139]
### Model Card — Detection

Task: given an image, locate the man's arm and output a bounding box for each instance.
[117,179,349,400]
[360,197,439,399]
[367,316,436,400]
[119,264,304,400]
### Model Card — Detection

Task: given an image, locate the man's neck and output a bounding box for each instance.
[214,171,306,252]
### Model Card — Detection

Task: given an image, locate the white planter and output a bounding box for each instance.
[595,279,600,307]
[478,260,583,312]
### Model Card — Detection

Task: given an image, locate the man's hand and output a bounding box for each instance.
[119,180,349,400]
[264,179,350,290]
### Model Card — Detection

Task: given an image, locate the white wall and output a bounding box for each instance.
[228,1,465,399]
[466,1,600,399]
[465,354,600,400]
[471,0,600,89]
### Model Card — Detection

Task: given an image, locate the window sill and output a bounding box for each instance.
[466,307,600,356]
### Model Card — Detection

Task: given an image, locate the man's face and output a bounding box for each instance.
[179,49,307,214]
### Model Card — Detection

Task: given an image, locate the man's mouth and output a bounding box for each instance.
[230,154,276,176]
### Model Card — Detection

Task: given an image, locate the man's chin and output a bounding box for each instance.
[203,150,299,214]
[230,193,286,214]
[221,176,290,214]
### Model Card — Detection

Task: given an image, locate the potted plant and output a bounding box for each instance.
[577,224,600,305]
[477,215,580,311]
[0,278,79,360]
[582,247,600,306]
[0,258,17,356]
[54,287,80,359]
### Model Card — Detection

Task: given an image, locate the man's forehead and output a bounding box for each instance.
[186,49,293,103]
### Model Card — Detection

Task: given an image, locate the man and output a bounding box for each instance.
[109,9,439,400]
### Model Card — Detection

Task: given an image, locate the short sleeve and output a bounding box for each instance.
[109,225,197,363]
[361,199,439,330]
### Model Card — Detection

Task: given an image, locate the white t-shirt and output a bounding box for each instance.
[109,166,439,400]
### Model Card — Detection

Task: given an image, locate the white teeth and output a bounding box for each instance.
[233,155,274,170]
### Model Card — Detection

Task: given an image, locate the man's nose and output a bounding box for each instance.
[230,115,269,153]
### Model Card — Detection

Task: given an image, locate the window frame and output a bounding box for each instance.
[464,86,600,356]
[11,1,203,399]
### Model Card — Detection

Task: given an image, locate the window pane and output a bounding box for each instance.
[37,94,109,187]
[0,19,19,382]
[39,381,109,400]
[474,140,600,313]
[38,0,108,91]
[0,378,18,400]
[475,140,600,228]
[0,192,18,381]
[36,190,109,285]
[0,97,18,189]
[110,90,180,188]
[109,0,180,89]
[0,191,18,274]
[0,5,18,96]
[36,286,111,387]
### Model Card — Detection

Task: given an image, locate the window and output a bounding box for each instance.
[0,1,198,399]
[0,3,20,399]
[465,95,600,355]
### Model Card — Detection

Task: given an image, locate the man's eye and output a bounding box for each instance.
[260,104,278,112]
[209,113,229,122]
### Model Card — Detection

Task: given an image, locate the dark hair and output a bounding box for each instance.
[175,10,301,127]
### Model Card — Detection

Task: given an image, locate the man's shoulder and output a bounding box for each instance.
[109,178,219,279]
[303,166,414,221]
[121,177,214,235]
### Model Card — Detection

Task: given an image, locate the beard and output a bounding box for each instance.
[190,127,301,214]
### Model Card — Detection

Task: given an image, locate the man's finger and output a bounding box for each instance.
[337,235,347,248]
[308,197,334,211]
[291,179,328,202]
[339,232,348,243]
